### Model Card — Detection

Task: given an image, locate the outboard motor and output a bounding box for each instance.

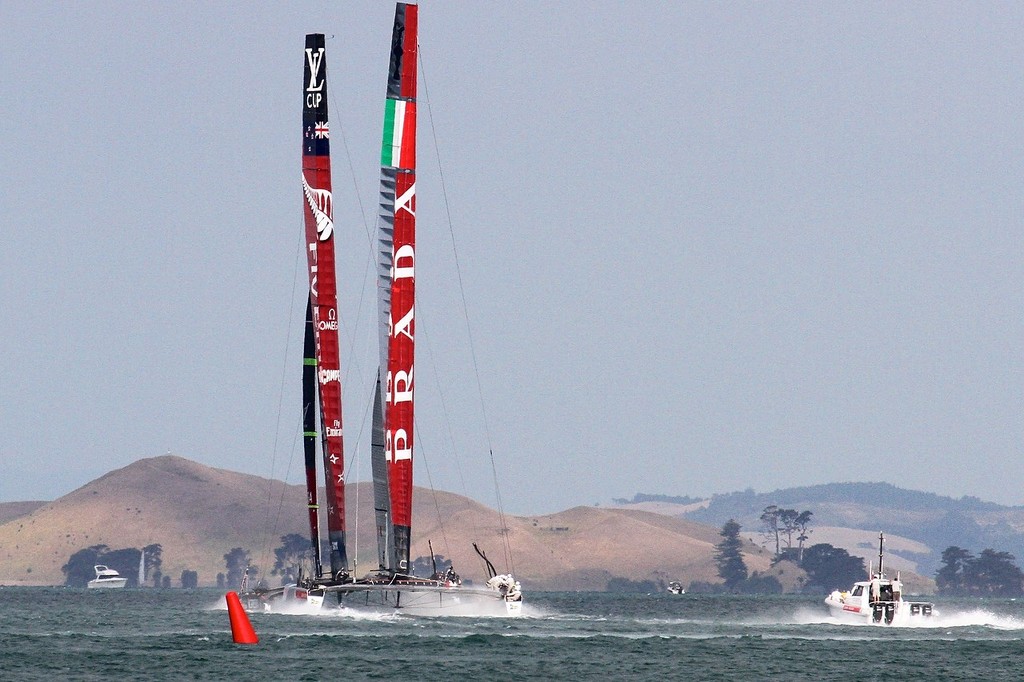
[884,603,896,624]
[872,603,885,623]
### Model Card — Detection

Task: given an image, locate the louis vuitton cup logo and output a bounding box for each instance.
[305,47,325,109]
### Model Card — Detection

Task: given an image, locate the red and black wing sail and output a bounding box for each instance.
[302,33,348,577]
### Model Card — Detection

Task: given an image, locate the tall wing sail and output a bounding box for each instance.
[376,2,417,572]
[301,299,323,578]
[302,33,348,576]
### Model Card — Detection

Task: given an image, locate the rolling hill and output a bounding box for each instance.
[0,455,770,590]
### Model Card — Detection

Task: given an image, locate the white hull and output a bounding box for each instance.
[250,581,522,617]
[332,585,521,616]
[87,565,127,589]
[825,589,933,626]
[505,599,523,616]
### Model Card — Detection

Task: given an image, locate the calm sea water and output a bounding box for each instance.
[2,588,1023,680]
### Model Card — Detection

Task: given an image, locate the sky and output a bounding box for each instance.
[2,2,1023,515]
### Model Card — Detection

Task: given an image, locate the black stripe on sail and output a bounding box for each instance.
[387,5,406,99]
[302,299,322,577]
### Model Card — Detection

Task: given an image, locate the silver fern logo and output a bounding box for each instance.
[302,175,334,241]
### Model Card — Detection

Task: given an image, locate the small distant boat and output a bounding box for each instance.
[87,565,127,589]
[668,581,685,595]
[824,532,933,625]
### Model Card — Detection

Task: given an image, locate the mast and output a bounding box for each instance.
[302,300,323,577]
[877,532,885,578]
[302,33,348,577]
[376,2,418,572]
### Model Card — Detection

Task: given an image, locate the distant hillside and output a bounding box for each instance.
[617,483,1024,577]
[0,456,766,591]
[685,483,1004,524]
[0,501,45,526]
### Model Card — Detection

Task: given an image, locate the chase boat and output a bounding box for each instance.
[824,532,933,625]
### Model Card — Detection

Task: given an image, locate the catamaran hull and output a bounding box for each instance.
[329,585,521,616]
[250,583,522,616]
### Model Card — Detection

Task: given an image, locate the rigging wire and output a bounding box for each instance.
[329,77,383,570]
[256,235,308,583]
[416,315,469,496]
[419,45,516,575]
[414,422,453,562]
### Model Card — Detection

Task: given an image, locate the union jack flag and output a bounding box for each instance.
[314,122,330,139]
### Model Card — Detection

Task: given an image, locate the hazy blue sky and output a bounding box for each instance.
[3,2,1023,514]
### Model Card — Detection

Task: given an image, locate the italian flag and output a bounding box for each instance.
[381,98,416,169]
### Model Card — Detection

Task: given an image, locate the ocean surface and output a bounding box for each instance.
[3,588,1023,680]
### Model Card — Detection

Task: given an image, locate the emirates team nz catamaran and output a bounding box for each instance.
[245,3,521,615]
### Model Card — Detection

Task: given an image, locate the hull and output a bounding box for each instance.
[330,584,520,616]
[88,565,127,589]
[825,592,933,625]
[248,579,522,617]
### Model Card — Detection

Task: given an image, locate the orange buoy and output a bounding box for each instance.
[225,591,259,645]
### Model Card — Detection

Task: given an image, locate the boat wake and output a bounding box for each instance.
[914,608,1024,630]
[788,606,1024,630]
[208,597,530,620]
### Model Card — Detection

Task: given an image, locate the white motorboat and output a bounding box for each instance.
[87,565,127,589]
[668,581,685,595]
[824,533,933,625]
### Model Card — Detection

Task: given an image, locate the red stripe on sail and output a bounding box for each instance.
[400,5,418,100]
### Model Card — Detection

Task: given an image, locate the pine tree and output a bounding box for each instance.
[715,519,748,590]
[935,546,973,596]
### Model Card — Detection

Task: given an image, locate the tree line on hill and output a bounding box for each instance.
[935,546,1024,597]
[664,484,1021,577]
[697,515,868,594]
[62,544,165,587]
[63,533,466,590]
[60,513,1024,595]
[60,534,317,589]
[695,504,1024,597]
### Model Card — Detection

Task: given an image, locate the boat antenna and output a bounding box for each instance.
[877,532,885,578]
